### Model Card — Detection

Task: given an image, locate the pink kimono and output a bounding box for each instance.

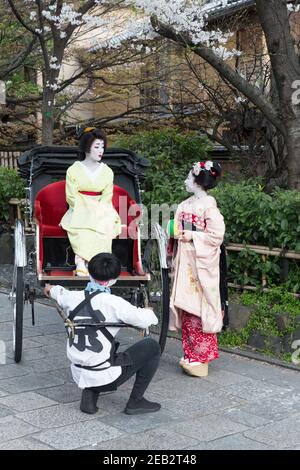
[170,194,225,361]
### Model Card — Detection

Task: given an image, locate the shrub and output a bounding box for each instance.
[112,128,212,207]
[0,167,25,223]
[211,181,300,292]
[113,130,300,292]
[219,287,300,363]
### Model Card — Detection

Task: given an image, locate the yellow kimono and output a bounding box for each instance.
[60,161,121,261]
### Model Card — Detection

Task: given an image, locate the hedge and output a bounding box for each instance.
[0,167,25,223]
[113,129,300,293]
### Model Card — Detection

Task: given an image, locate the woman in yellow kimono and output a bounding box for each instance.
[60,128,121,276]
[169,161,225,377]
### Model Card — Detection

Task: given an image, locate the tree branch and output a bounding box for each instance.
[151,15,286,136]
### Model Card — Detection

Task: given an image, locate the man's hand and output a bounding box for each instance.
[178,230,193,242]
[44,283,53,298]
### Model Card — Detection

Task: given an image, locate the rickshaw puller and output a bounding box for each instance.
[44,253,161,415]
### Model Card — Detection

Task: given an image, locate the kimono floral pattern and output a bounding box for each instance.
[187,264,201,294]
[182,312,219,363]
[179,211,206,231]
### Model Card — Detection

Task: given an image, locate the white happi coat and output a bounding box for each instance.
[50,286,158,389]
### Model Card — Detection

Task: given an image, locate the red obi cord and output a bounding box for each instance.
[79,191,102,196]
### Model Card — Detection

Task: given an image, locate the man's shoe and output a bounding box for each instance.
[80,389,99,414]
[124,397,161,415]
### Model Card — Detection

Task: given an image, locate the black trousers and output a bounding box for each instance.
[89,337,161,401]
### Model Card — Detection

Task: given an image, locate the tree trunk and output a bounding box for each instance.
[42,88,55,145]
[286,117,300,190]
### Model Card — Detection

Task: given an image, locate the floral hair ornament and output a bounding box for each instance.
[192,160,214,176]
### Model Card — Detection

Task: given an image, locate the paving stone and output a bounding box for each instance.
[0,416,39,442]
[0,363,31,380]
[17,402,102,428]
[147,376,218,399]
[22,328,46,339]
[26,357,69,374]
[166,414,249,442]
[0,290,300,451]
[36,419,123,450]
[6,347,46,362]
[96,390,136,415]
[219,408,272,428]
[5,338,43,353]
[40,343,68,356]
[37,383,81,403]
[27,335,63,347]
[24,324,65,336]
[188,433,275,450]
[0,373,65,393]
[151,365,181,382]
[244,415,300,448]
[99,408,182,434]
[219,378,292,401]
[0,404,14,418]
[0,322,12,331]
[81,428,199,450]
[154,394,245,417]
[0,392,57,412]
[202,369,251,386]
[0,437,54,450]
[236,393,300,421]
[48,368,74,383]
[0,330,13,341]
[217,355,300,388]
[0,313,14,323]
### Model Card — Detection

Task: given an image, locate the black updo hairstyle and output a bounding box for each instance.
[88,252,121,281]
[192,161,222,190]
[78,127,107,161]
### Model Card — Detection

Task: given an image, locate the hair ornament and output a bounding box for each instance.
[192,160,214,176]
[83,127,96,133]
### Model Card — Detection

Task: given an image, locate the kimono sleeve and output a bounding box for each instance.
[65,169,79,209]
[100,167,114,203]
[113,297,158,329]
[192,203,225,259]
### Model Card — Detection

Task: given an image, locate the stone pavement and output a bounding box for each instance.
[0,291,300,450]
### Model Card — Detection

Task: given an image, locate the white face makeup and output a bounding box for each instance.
[185,171,196,193]
[85,139,105,163]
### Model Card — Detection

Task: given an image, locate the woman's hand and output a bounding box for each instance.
[178,230,193,242]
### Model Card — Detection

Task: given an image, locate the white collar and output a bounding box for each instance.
[79,161,104,180]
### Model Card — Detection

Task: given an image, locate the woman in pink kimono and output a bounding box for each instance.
[169,161,225,377]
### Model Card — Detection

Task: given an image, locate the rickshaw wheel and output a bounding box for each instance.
[143,239,170,353]
[12,267,24,363]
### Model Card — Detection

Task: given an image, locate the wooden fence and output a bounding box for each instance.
[226,243,300,297]
[0,151,21,169]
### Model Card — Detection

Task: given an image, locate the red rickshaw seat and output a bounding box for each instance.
[34,180,143,274]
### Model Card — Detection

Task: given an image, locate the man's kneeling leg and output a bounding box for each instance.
[124,337,161,414]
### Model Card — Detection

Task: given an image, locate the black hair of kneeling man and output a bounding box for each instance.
[88,252,121,281]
